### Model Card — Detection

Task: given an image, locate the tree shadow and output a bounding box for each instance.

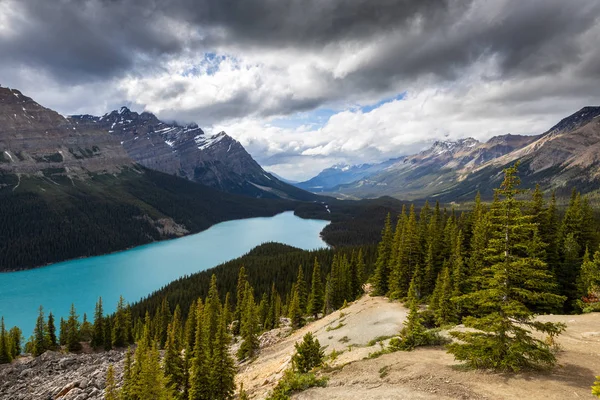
[498,362,597,392]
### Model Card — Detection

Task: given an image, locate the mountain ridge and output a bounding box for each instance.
[70,108,316,200]
[309,106,600,200]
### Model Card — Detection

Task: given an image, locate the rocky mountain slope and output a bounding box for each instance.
[0,87,132,178]
[70,109,316,200]
[318,107,600,200]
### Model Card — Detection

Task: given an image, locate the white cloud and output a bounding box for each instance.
[211,59,599,180]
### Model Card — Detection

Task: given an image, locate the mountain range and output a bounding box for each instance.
[299,106,600,201]
[0,86,315,271]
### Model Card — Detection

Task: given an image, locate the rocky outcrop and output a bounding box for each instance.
[0,350,125,400]
[0,87,133,177]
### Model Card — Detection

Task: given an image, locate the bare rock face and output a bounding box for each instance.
[0,350,125,400]
[71,108,312,199]
[0,87,133,177]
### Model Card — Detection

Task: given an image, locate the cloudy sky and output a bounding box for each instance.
[1,0,599,180]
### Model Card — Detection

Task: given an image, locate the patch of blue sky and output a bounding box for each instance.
[182,53,230,77]
[359,92,406,113]
[269,92,407,131]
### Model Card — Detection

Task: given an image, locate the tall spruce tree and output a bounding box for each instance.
[105,364,119,400]
[66,303,82,352]
[33,306,46,356]
[0,317,11,364]
[165,306,185,399]
[372,213,393,296]
[238,282,259,360]
[209,311,236,399]
[188,299,209,400]
[307,258,324,318]
[59,317,67,347]
[448,163,566,371]
[578,247,600,300]
[112,296,128,348]
[233,266,248,335]
[46,312,57,350]
[288,283,303,329]
[91,297,104,349]
[295,266,308,314]
[8,327,22,359]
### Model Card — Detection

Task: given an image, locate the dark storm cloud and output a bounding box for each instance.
[1,0,599,120]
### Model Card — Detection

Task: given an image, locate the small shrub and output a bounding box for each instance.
[379,365,390,379]
[367,335,394,347]
[328,348,343,361]
[292,332,325,373]
[266,370,328,400]
[338,336,350,344]
[326,322,345,332]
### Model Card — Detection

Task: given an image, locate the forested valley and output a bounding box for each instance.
[1,163,600,399]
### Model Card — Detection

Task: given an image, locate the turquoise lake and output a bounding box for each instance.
[0,211,329,337]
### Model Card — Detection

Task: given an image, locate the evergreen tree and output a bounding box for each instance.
[265,283,280,330]
[355,249,366,296]
[8,327,22,359]
[59,317,67,347]
[578,247,600,300]
[165,306,185,399]
[257,292,269,329]
[0,317,11,364]
[138,342,169,399]
[372,213,393,296]
[105,364,119,400]
[448,163,566,371]
[33,305,46,357]
[428,271,444,319]
[560,232,581,308]
[238,282,259,360]
[46,312,57,350]
[452,230,467,302]
[233,266,248,335]
[307,258,324,318]
[112,296,128,348]
[188,299,209,400]
[91,297,105,349]
[545,191,561,270]
[103,317,113,351]
[156,298,172,348]
[121,347,134,400]
[436,265,455,326]
[80,313,93,342]
[288,283,303,330]
[209,311,235,399]
[323,273,334,315]
[390,277,432,351]
[291,332,324,373]
[295,266,308,314]
[66,303,82,352]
